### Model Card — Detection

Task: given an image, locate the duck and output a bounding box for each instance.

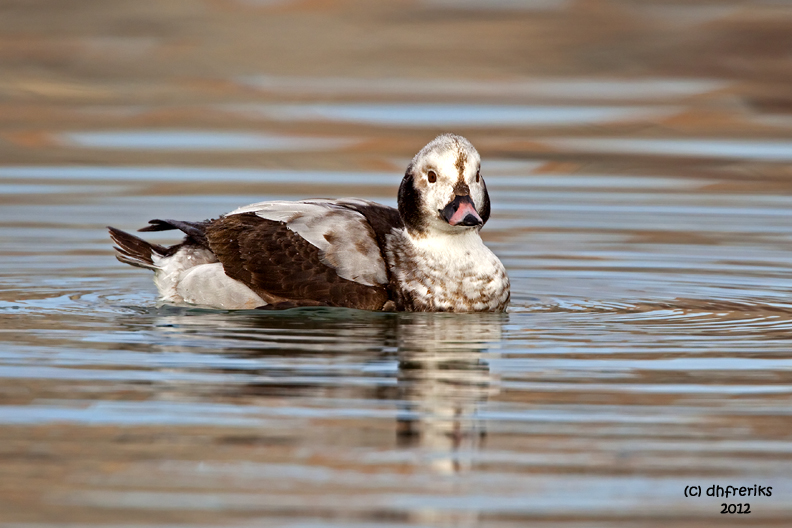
[108,133,510,312]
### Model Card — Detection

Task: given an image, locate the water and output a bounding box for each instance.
[2,0,792,526]
[56,131,359,151]
[540,138,792,162]
[221,103,677,127]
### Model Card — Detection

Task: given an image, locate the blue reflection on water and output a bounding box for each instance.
[58,130,358,151]
[222,103,675,127]
[545,138,792,161]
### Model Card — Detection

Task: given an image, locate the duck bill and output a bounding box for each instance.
[442,195,483,227]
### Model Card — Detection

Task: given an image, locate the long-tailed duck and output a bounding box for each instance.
[109,133,510,312]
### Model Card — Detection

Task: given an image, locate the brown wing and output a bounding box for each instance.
[205,212,390,310]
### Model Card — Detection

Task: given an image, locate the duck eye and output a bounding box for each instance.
[427,170,437,183]
[476,170,480,183]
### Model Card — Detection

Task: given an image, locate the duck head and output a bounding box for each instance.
[398,133,491,236]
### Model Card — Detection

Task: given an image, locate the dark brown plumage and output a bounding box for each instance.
[205,213,390,311]
[108,226,164,269]
[397,169,426,235]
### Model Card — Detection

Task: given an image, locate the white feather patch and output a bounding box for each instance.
[226,200,388,287]
[177,262,266,309]
[152,246,218,303]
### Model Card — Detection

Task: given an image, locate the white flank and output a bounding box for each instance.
[151,246,265,308]
[176,263,266,309]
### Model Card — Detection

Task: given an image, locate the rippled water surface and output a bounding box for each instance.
[2,0,792,526]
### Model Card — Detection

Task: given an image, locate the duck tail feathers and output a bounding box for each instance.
[108,226,167,270]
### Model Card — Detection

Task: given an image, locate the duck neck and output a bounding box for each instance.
[406,227,485,255]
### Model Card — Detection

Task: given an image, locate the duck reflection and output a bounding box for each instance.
[395,313,502,474]
[137,306,502,474]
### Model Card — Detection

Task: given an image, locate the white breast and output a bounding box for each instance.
[387,229,510,312]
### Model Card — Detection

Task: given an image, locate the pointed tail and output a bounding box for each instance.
[108,226,167,270]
